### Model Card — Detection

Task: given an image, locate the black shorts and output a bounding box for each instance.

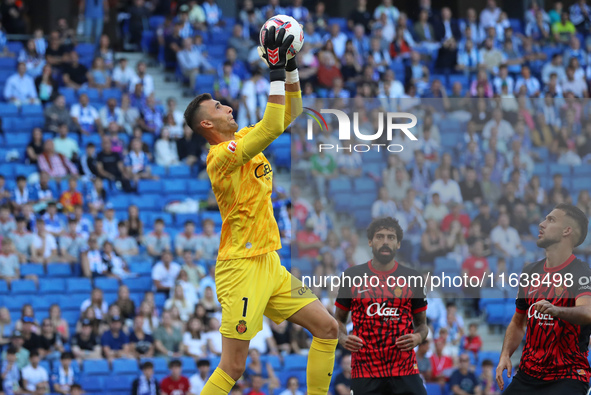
[503,371,590,395]
[351,375,427,395]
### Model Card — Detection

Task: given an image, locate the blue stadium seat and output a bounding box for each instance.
[111,195,131,211]
[0,280,8,294]
[20,264,44,277]
[5,133,31,149]
[201,211,222,227]
[283,354,307,370]
[59,295,84,311]
[39,278,65,294]
[180,357,197,374]
[138,180,163,194]
[21,104,43,115]
[58,87,77,104]
[112,359,139,375]
[10,280,36,294]
[94,277,120,293]
[140,358,168,374]
[353,178,376,193]
[105,375,134,391]
[102,88,122,102]
[75,43,95,57]
[168,166,191,178]
[148,15,166,30]
[136,194,161,211]
[425,383,442,395]
[196,74,215,93]
[163,179,187,194]
[66,278,92,293]
[549,164,571,177]
[175,213,199,228]
[154,293,166,309]
[261,355,281,370]
[46,264,72,277]
[123,277,152,293]
[0,56,17,69]
[79,376,104,392]
[14,164,37,177]
[328,178,351,195]
[103,292,118,305]
[128,261,152,276]
[83,359,110,375]
[328,17,348,31]
[62,311,80,325]
[31,296,50,311]
[6,295,32,311]
[150,165,166,177]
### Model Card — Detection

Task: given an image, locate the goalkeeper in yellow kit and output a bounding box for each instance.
[183,26,338,395]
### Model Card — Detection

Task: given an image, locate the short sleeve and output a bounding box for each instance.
[335,273,352,312]
[207,140,245,176]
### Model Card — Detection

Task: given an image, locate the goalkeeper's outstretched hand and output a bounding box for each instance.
[257,26,294,71]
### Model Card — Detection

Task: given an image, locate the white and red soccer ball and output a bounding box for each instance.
[259,15,304,60]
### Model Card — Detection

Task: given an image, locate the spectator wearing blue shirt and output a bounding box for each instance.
[11,175,31,213]
[289,0,310,23]
[260,0,286,21]
[31,171,57,211]
[81,0,108,44]
[202,0,223,28]
[51,351,79,394]
[42,202,65,238]
[125,138,155,184]
[3,62,39,105]
[1,346,21,394]
[449,353,481,394]
[100,315,131,362]
[138,95,164,136]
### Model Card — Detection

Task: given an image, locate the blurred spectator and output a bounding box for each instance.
[152,250,181,295]
[161,359,190,394]
[21,349,50,394]
[182,317,206,361]
[9,216,34,263]
[188,359,211,394]
[38,317,65,362]
[31,219,59,264]
[423,192,449,223]
[416,339,432,381]
[26,128,45,165]
[114,221,139,259]
[59,178,83,215]
[112,58,137,91]
[165,284,194,322]
[48,305,68,341]
[87,57,111,90]
[70,93,102,135]
[491,213,525,258]
[156,127,181,166]
[53,124,80,162]
[59,217,86,263]
[449,353,481,394]
[71,318,102,361]
[0,204,15,237]
[85,177,106,216]
[177,124,204,167]
[441,203,471,235]
[145,218,172,258]
[480,359,500,394]
[139,95,164,135]
[0,238,20,287]
[154,310,182,358]
[11,175,31,213]
[372,187,397,219]
[62,52,89,90]
[173,220,199,257]
[4,62,39,105]
[195,219,219,262]
[296,218,322,259]
[334,354,351,395]
[81,0,107,43]
[480,0,501,28]
[2,331,30,369]
[461,240,489,306]
[100,97,124,133]
[1,0,25,34]
[462,323,482,357]
[547,173,571,205]
[428,168,462,204]
[429,337,454,386]
[35,64,58,105]
[97,136,134,192]
[51,351,79,394]
[129,61,155,96]
[132,361,159,395]
[101,315,131,362]
[42,201,64,238]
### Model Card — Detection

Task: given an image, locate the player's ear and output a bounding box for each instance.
[200,119,213,129]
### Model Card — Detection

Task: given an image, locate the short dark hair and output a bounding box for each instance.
[366,217,403,242]
[482,359,494,367]
[30,349,40,358]
[61,351,74,360]
[141,361,154,370]
[555,203,589,247]
[184,220,195,227]
[16,175,26,182]
[154,218,164,225]
[71,384,82,390]
[197,359,210,368]
[184,93,213,134]
[169,359,182,368]
[6,346,17,355]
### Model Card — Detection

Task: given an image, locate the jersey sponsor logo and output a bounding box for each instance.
[227,141,237,153]
[577,369,587,376]
[236,320,247,334]
[298,286,311,295]
[527,303,554,325]
[366,302,400,317]
[254,163,273,179]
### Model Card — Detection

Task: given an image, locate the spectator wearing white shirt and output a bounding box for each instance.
[79,289,109,320]
[428,168,463,205]
[237,69,269,128]
[100,97,125,133]
[202,0,223,28]
[21,350,49,394]
[128,61,154,96]
[165,98,186,139]
[482,108,515,141]
[112,58,137,91]
[70,93,102,135]
[480,0,501,28]
[4,62,39,105]
[490,213,525,258]
[152,250,181,295]
[279,376,305,395]
[372,187,398,219]
[31,219,59,265]
[373,0,400,25]
[190,359,211,395]
[155,127,181,167]
[514,65,541,97]
[541,53,566,85]
[562,65,588,97]
[324,24,348,59]
[492,64,515,95]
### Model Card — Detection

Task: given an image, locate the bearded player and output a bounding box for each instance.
[335,217,429,395]
[496,203,591,394]
[183,27,338,395]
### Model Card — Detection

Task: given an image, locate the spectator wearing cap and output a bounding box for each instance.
[31,218,59,265]
[51,351,79,394]
[132,361,160,395]
[152,250,181,295]
[145,218,172,259]
[3,61,39,105]
[37,140,79,180]
[71,318,101,361]
[101,315,131,362]
[9,215,34,263]
[59,217,87,264]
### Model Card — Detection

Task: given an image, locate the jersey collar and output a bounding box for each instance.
[368,259,398,275]
[544,254,576,273]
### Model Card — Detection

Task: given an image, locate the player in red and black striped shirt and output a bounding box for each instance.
[335,217,428,395]
[497,204,591,394]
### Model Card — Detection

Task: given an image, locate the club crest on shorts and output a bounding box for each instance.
[236,320,247,334]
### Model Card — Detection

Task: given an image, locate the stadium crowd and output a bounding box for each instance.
[0,0,589,394]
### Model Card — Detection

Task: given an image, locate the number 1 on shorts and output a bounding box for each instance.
[242,297,248,317]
